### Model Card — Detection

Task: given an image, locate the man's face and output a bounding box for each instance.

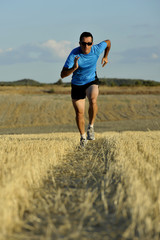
[79,36,93,54]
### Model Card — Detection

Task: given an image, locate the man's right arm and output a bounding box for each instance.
[60,56,80,78]
[60,66,76,78]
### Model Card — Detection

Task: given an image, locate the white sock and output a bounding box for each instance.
[81,133,86,139]
[88,124,94,128]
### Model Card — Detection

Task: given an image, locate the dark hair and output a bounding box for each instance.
[79,32,93,42]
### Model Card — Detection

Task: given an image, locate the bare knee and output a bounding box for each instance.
[89,97,97,107]
[76,110,84,120]
[72,99,85,119]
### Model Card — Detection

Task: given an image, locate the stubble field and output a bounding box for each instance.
[0,86,160,240]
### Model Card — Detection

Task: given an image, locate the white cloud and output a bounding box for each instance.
[6,48,13,52]
[0,48,13,54]
[41,40,71,59]
[0,40,73,65]
[114,46,160,64]
[152,53,159,59]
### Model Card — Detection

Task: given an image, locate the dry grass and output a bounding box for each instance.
[1,131,160,240]
[0,133,79,238]
[0,90,160,239]
[0,85,160,95]
[0,94,160,130]
[99,85,160,95]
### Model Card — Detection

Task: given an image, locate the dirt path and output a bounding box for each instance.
[8,138,129,240]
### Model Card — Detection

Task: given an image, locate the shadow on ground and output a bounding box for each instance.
[0,118,160,135]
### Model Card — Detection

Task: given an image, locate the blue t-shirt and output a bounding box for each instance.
[64,41,107,85]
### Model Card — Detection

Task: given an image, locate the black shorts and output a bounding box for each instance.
[71,79,100,100]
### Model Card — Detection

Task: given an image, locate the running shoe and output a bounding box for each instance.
[87,126,95,140]
[80,137,88,148]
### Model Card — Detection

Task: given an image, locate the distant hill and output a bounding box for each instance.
[0,78,160,87]
[0,79,43,86]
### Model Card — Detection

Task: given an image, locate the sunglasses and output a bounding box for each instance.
[81,42,92,46]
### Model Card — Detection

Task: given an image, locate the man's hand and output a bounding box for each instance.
[73,56,80,70]
[60,56,80,78]
[101,57,108,67]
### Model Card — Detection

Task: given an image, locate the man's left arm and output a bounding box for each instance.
[101,40,111,67]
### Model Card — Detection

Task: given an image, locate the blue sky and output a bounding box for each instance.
[0,0,160,83]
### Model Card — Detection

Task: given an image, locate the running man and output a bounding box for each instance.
[61,32,111,147]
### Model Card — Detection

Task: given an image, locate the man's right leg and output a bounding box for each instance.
[72,99,87,147]
[72,98,86,136]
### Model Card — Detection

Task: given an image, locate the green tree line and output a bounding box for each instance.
[0,78,160,87]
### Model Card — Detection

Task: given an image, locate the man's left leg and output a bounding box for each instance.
[86,84,99,140]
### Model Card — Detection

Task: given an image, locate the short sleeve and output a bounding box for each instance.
[64,51,75,69]
[93,41,107,56]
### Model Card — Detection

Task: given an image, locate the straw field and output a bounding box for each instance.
[0,91,160,133]
[1,131,160,240]
[0,88,160,239]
